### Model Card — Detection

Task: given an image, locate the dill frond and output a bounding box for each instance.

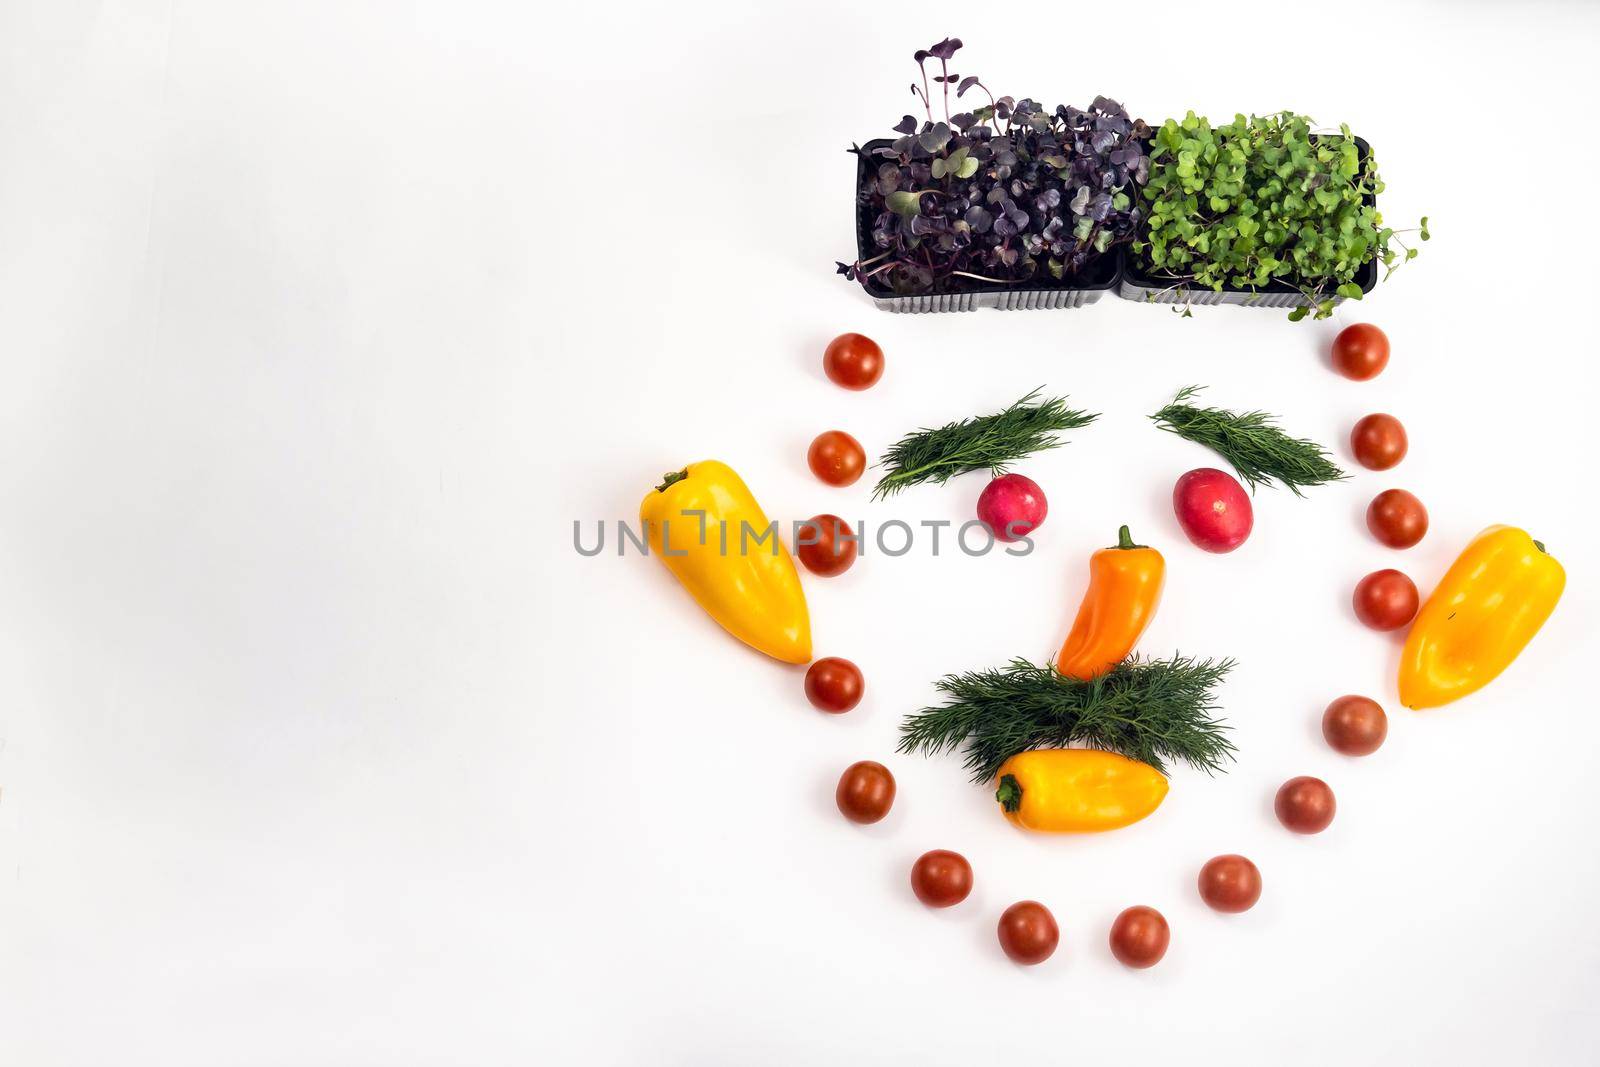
[1151,385,1345,495]
[872,389,1098,500]
[899,654,1237,783]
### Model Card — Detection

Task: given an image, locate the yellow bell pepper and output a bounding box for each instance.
[640,460,812,664]
[993,749,1168,833]
[1398,526,1565,710]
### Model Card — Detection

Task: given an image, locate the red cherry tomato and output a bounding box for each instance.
[1198,854,1262,913]
[804,657,864,714]
[1275,776,1336,834]
[1172,467,1253,553]
[796,514,858,577]
[1350,414,1407,471]
[823,333,884,390]
[807,430,866,487]
[1109,906,1169,969]
[997,901,1058,965]
[1367,489,1428,549]
[910,850,973,908]
[1352,569,1419,631]
[1322,695,1387,756]
[1331,323,1389,380]
[835,761,895,824]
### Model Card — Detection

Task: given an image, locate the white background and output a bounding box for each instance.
[2,1,1598,1063]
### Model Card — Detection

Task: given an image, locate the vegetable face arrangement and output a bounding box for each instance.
[632,313,1569,972]
[636,41,1563,967]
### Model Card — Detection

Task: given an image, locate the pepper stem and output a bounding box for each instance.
[656,469,688,493]
[1112,524,1145,550]
[1533,539,1547,553]
[995,774,1023,813]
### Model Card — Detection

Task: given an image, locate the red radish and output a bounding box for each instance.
[977,473,1047,543]
[1172,468,1252,553]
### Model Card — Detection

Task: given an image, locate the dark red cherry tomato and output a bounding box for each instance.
[1275,776,1336,834]
[1352,569,1419,631]
[804,657,863,714]
[1109,906,1170,968]
[1198,854,1262,913]
[1350,413,1407,471]
[997,901,1058,965]
[1322,695,1387,756]
[823,333,884,390]
[910,850,973,908]
[1367,489,1428,548]
[835,761,895,824]
[1331,323,1389,380]
[807,430,866,487]
[796,514,857,577]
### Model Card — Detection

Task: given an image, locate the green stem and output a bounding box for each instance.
[1534,539,1547,554]
[656,469,688,493]
[1113,524,1145,550]
[995,774,1023,813]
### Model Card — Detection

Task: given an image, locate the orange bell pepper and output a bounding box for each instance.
[1056,525,1165,679]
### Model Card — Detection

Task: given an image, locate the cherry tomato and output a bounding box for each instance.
[835,761,895,824]
[807,430,866,487]
[1198,854,1262,913]
[1109,905,1169,969]
[1275,776,1336,834]
[823,333,884,390]
[1367,489,1428,549]
[804,657,864,714]
[796,514,858,577]
[1322,695,1387,756]
[1350,414,1407,471]
[997,901,1058,965]
[1331,323,1389,380]
[1352,569,1419,631]
[910,850,973,908]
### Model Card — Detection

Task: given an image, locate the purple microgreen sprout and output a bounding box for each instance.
[841,39,1151,297]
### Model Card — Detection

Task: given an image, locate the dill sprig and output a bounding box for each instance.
[898,654,1237,783]
[872,389,1098,500]
[1150,385,1345,496]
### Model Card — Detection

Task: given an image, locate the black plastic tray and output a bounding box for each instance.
[1118,135,1378,310]
[850,138,1120,314]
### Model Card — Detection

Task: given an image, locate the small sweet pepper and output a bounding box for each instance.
[1056,525,1165,679]
[1398,526,1565,710]
[640,460,812,664]
[993,749,1169,833]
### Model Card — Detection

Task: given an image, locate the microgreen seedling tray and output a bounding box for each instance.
[852,138,1120,314]
[1117,136,1378,311]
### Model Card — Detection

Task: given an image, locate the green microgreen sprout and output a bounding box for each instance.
[1133,112,1428,320]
